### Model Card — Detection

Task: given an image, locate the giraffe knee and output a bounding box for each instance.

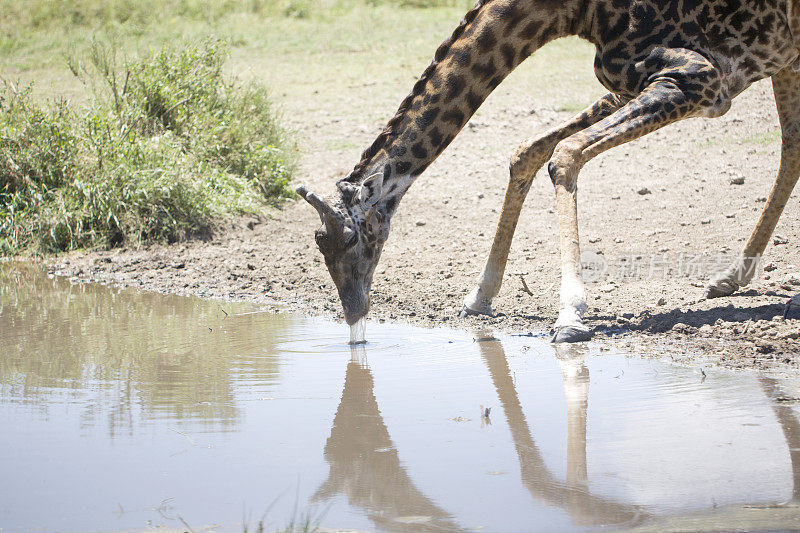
[548,140,582,188]
[509,136,552,188]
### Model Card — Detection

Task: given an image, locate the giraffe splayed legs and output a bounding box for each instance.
[298,0,800,343]
[468,48,735,342]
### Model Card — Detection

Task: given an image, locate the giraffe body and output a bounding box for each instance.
[298,0,800,339]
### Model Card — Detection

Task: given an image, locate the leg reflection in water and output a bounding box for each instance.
[760,376,800,503]
[477,339,645,528]
[312,344,463,532]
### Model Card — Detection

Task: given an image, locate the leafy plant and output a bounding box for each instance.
[0,41,294,254]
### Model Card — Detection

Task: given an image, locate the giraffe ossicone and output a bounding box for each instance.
[299,0,800,342]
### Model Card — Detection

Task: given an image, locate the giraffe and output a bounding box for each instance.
[297,0,800,342]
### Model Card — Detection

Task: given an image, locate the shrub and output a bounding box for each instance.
[0,41,294,254]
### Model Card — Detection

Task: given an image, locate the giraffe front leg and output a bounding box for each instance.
[460,145,538,317]
[547,50,726,342]
[706,67,800,301]
[461,94,625,317]
[549,143,592,343]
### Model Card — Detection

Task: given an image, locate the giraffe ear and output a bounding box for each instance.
[359,173,384,207]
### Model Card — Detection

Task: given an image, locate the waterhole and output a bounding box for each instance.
[1,263,799,532]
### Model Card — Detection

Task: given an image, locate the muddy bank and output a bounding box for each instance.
[48,80,800,372]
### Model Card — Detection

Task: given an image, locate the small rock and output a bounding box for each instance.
[657,297,667,306]
[637,187,652,195]
[171,262,186,269]
[701,218,712,225]
[781,273,800,289]
[612,194,621,200]
[778,329,800,340]
[756,196,767,202]
[774,235,789,245]
[477,193,484,199]
[729,176,745,185]
[764,262,777,272]
[598,284,617,293]
[416,220,427,227]
[725,213,736,218]
[589,237,602,244]
[672,322,695,334]
[247,263,256,271]
[699,324,714,335]
[756,341,775,354]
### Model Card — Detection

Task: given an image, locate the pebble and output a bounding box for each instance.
[781,273,800,289]
[699,324,713,335]
[701,218,712,225]
[729,176,745,185]
[637,187,652,195]
[764,262,777,272]
[774,235,789,245]
[657,297,666,306]
[416,220,427,227]
[598,284,617,293]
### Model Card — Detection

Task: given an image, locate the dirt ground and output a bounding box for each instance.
[50,51,800,373]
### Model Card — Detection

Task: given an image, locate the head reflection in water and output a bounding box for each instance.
[313,344,461,530]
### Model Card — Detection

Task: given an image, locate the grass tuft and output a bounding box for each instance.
[0,40,294,254]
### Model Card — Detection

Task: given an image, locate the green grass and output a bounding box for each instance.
[0,40,294,254]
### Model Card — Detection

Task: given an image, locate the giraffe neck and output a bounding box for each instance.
[344,0,589,214]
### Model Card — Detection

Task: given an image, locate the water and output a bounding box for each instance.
[349,317,366,345]
[1,263,800,532]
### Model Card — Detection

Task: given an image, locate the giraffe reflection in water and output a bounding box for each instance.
[478,340,644,528]
[312,345,463,531]
[313,341,647,530]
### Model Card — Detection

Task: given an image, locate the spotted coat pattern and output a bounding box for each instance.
[298,0,800,333]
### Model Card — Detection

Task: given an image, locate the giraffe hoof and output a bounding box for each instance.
[459,304,494,318]
[551,325,593,344]
[704,278,739,299]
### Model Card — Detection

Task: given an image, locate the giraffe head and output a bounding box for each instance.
[296,173,389,325]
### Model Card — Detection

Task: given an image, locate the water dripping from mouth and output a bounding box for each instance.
[349,317,367,345]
